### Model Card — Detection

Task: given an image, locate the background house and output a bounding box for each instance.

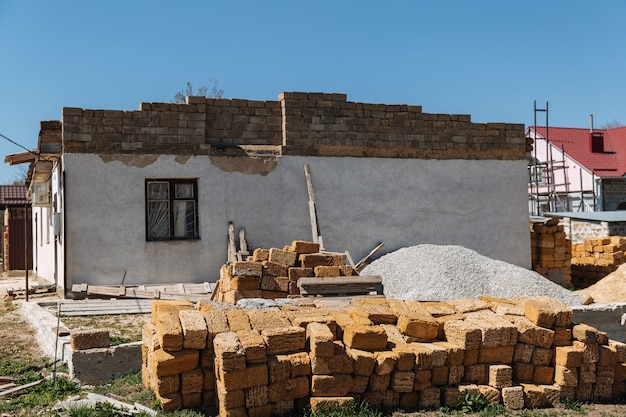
[0,185,32,271]
[6,92,530,297]
[527,124,626,214]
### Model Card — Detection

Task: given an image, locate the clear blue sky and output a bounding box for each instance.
[1,1,625,184]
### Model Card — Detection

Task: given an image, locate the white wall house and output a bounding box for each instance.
[7,93,531,296]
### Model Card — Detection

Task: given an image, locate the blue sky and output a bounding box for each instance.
[1,1,625,184]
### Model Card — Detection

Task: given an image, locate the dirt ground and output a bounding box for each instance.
[4,277,626,416]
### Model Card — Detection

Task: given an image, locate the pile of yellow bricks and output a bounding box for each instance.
[142,295,626,415]
[530,223,571,287]
[571,236,626,288]
[215,241,356,303]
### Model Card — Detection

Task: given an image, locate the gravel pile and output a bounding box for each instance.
[362,244,585,306]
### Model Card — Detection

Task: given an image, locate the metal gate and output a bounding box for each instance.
[8,217,32,270]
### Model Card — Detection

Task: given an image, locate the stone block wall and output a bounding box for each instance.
[143,296,626,415]
[61,93,526,160]
[530,222,571,287]
[571,237,626,289]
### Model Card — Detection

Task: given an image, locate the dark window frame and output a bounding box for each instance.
[145,178,199,241]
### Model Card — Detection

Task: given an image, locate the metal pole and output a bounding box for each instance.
[24,204,28,302]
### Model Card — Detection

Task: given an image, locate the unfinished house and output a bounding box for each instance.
[5,92,529,296]
[527,124,626,214]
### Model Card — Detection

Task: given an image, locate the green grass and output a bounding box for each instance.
[306,402,385,417]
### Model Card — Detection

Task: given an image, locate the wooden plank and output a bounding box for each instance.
[228,222,237,262]
[0,383,16,391]
[0,379,44,397]
[297,276,383,296]
[304,163,324,250]
[355,242,385,272]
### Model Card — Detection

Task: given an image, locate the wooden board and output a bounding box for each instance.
[58,299,155,316]
[297,275,383,296]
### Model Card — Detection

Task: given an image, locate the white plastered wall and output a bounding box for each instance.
[59,153,531,289]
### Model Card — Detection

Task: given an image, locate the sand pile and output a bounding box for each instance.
[362,244,586,306]
[576,263,626,304]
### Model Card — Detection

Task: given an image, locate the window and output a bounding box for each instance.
[528,157,544,185]
[146,179,198,240]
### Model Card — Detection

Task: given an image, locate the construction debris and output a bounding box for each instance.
[142,295,626,414]
[55,392,157,416]
[70,282,215,302]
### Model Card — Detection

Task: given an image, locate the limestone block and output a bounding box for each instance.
[290,240,320,254]
[156,392,182,412]
[236,329,267,364]
[443,320,482,350]
[522,383,546,409]
[261,326,306,355]
[253,248,270,262]
[261,277,290,293]
[573,323,601,343]
[442,386,461,408]
[352,375,370,393]
[595,382,613,401]
[374,351,398,375]
[433,341,465,366]
[268,376,310,402]
[382,323,406,348]
[262,261,289,277]
[218,406,247,417]
[390,371,415,392]
[423,301,458,317]
[464,348,479,366]
[505,315,554,348]
[533,296,573,327]
[309,397,354,413]
[229,276,261,291]
[513,343,534,363]
[310,344,353,375]
[343,324,387,351]
[613,381,626,398]
[523,299,556,328]
[431,366,449,386]
[399,391,420,410]
[226,309,251,332]
[70,329,110,350]
[151,349,199,378]
[413,370,432,390]
[307,322,335,357]
[200,348,215,370]
[179,309,208,350]
[489,364,513,388]
[310,374,352,397]
[346,348,375,376]
[449,365,464,385]
[554,346,583,367]
[230,261,263,277]
[350,298,396,324]
[597,365,615,385]
[531,347,553,366]
[288,267,315,282]
[532,366,554,385]
[458,384,480,396]
[479,345,514,364]
[448,299,490,313]
[269,248,298,267]
[392,346,416,371]
[155,374,180,396]
[388,299,439,340]
[554,365,578,387]
[213,332,245,372]
[419,387,441,408]
[576,382,594,402]
[573,340,600,363]
[151,300,194,322]
[203,368,216,390]
[501,386,524,410]
[181,368,203,395]
[609,339,626,362]
[154,312,183,352]
[299,253,346,268]
[143,323,160,354]
[203,309,230,345]
[368,373,390,392]
[217,363,268,391]
[268,352,311,383]
[464,310,518,347]
[217,380,245,409]
[202,390,216,408]
[552,327,572,346]
[271,400,294,416]
[314,266,341,277]
[361,391,384,408]
[243,385,270,408]
[478,385,500,405]
[464,364,487,385]
[579,363,597,384]
[247,310,291,331]
[615,363,626,383]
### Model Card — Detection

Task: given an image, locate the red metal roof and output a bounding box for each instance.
[0,185,29,206]
[531,126,626,177]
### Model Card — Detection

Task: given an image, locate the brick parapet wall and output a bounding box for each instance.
[61,92,526,160]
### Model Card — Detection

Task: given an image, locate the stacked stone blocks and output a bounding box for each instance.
[571,236,626,288]
[143,295,626,415]
[530,222,571,286]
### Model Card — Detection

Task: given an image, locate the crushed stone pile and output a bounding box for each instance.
[362,244,586,306]
[575,263,626,304]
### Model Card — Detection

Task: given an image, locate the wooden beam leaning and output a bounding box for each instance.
[304,163,324,251]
